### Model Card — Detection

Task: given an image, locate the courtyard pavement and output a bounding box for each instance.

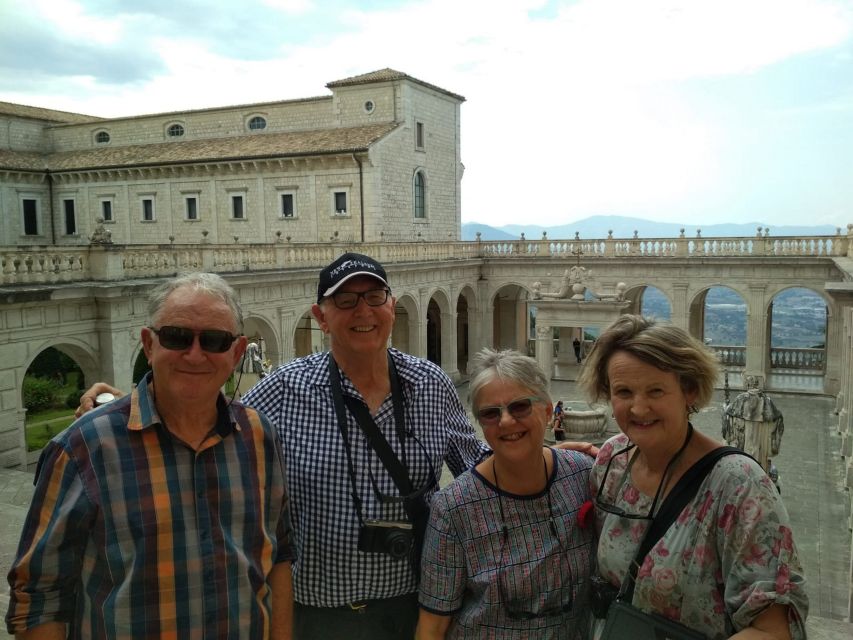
[1,379,851,637]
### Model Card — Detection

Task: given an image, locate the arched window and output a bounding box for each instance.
[414,171,426,219]
[248,116,267,131]
[95,131,110,144]
[167,124,185,137]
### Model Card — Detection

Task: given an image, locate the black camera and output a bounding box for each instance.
[589,574,620,618]
[358,519,414,560]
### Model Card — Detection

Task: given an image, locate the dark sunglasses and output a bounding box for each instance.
[476,396,541,427]
[329,288,390,310]
[149,326,240,353]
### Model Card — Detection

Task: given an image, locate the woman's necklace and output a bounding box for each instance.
[493,452,558,537]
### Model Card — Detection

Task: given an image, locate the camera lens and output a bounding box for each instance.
[386,530,411,560]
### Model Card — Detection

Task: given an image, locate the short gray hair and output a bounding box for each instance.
[578,314,719,408]
[148,272,243,330]
[468,348,551,410]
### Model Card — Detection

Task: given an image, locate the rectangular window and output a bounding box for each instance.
[101,200,113,222]
[416,121,424,149]
[186,197,198,220]
[63,199,76,235]
[281,193,294,218]
[232,195,244,219]
[334,191,347,214]
[142,198,154,221]
[22,199,38,235]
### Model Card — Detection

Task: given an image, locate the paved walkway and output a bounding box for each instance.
[1,384,851,637]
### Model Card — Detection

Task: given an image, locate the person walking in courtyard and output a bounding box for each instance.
[417,349,594,639]
[76,254,489,640]
[580,315,807,639]
[7,272,294,639]
[572,337,582,363]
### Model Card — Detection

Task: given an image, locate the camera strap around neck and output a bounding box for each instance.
[328,351,413,525]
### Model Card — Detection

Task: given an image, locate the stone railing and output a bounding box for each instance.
[479,231,848,259]
[770,347,825,371]
[0,230,845,286]
[710,345,747,367]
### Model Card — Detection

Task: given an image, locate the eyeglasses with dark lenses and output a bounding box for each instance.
[476,396,541,427]
[594,443,654,520]
[329,288,390,310]
[149,326,239,353]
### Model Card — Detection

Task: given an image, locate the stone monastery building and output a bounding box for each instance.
[0,68,463,246]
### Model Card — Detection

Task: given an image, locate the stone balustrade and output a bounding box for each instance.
[0,231,846,286]
[770,347,826,371]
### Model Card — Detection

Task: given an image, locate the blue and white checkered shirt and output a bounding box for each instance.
[242,348,489,607]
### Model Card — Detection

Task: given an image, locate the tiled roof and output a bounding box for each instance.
[327,68,465,102]
[0,101,102,124]
[38,122,400,172]
[0,149,48,171]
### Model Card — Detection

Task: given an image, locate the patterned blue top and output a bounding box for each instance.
[6,374,292,639]
[420,448,595,639]
[242,348,490,606]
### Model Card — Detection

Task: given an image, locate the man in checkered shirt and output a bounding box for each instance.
[77,254,489,639]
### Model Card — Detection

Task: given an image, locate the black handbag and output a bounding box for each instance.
[599,446,744,640]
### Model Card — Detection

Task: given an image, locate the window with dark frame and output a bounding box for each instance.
[101,200,113,222]
[334,191,347,214]
[142,198,154,221]
[22,199,38,235]
[95,131,110,144]
[63,199,76,235]
[414,171,426,219]
[248,116,267,130]
[167,124,185,137]
[416,121,424,148]
[281,193,294,217]
[232,195,244,219]
[186,197,198,220]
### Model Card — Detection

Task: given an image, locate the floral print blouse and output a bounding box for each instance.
[590,434,808,640]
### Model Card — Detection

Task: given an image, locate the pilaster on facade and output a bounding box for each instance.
[743,283,770,385]
[670,283,691,331]
[535,324,554,381]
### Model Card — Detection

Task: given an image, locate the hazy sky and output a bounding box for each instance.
[2,0,851,228]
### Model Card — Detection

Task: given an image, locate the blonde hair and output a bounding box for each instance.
[578,315,719,408]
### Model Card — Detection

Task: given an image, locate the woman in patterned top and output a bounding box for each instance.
[579,315,808,640]
[417,349,595,639]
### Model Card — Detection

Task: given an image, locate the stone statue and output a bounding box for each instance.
[89,217,112,244]
[536,267,590,300]
[588,282,628,302]
[721,375,784,474]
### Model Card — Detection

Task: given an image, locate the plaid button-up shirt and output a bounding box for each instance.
[6,374,293,639]
[242,349,490,607]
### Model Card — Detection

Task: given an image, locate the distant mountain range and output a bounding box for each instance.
[462,215,841,241]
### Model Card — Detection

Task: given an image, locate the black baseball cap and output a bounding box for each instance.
[317,253,389,303]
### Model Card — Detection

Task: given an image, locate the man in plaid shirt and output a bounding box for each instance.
[7,273,293,639]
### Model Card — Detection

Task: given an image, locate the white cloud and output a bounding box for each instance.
[30,0,126,45]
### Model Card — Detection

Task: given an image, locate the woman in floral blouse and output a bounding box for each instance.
[578,315,807,640]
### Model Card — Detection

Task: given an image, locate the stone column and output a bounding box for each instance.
[824,300,841,396]
[557,327,574,363]
[440,309,460,382]
[670,283,690,332]
[535,325,554,380]
[744,284,769,385]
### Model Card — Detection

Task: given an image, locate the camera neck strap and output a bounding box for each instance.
[328,351,413,525]
[618,444,746,602]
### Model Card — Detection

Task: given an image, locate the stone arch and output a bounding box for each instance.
[23,339,100,392]
[292,307,324,358]
[624,284,672,320]
[426,288,451,366]
[491,283,532,352]
[457,285,478,376]
[243,313,281,368]
[766,285,829,373]
[392,294,420,355]
[688,285,748,368]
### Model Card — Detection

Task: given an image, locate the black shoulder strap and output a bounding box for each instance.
[623,446,747,599]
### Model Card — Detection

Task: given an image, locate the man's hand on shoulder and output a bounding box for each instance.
[75,383,125,418]
[553,441,599,458]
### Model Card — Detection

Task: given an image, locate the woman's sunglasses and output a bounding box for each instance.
[475,396,541,427]
[149,326,240,353]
